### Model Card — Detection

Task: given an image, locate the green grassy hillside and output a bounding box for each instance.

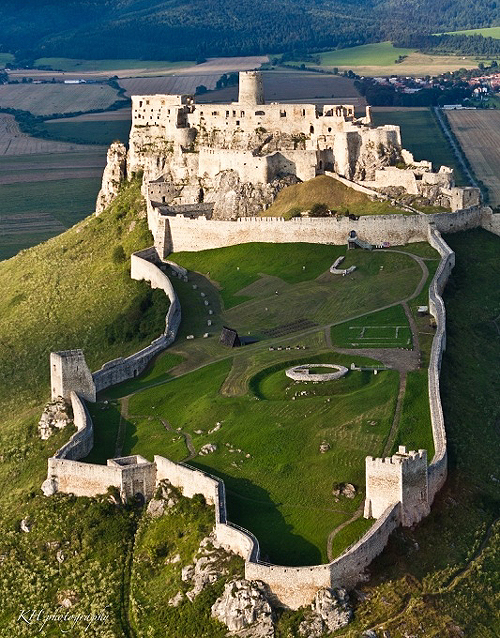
[0,167,498,635]
[262,175,406,218]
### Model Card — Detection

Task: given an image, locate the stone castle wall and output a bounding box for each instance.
[46,458,122,497]
[245,503,401,608]
[155,204,487,257]
[53,391,94,461]
[426,226,454,502]
[42,211,463,608]
[45,455,156,501]
[50,350,96,403]
[92,249,181,392]
[481,210,500,237]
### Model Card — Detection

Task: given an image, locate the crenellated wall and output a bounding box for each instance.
[155,205,487,257]
[42,218,463,609]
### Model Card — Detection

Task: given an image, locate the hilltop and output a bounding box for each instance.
[0,162,498,632]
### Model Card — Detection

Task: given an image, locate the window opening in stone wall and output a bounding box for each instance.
[255,110,265,115]
[310,125,314,134]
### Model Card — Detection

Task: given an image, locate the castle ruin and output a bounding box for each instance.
[97,70,480,259]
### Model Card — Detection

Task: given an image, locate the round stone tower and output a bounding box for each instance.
[238,71,265,106]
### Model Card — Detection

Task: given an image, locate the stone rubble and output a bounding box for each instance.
[211,579,275,637]
[299,588,353,636]
[332,482,357,499]
[199,443,217,455]
[38,398,72,440]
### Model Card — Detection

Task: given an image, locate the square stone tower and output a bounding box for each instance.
[50,350,96,403]
[364,446,430,527]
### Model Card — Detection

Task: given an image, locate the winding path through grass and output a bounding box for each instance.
[106,248,431,561]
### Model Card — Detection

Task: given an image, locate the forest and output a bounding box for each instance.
[1,0,500,62]
[393,33,500,57]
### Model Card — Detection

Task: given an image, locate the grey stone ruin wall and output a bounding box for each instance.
[426,226,454,502]
[53,391,94,461]
[92,248,181,392]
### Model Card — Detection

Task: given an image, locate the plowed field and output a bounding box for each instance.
[446,110,500,206]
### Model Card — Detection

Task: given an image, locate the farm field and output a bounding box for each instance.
[34,57,197,73]
[0,83,126,116]
[42,118,131,146]
[289,42,481,77]
[198,71,365,106]
[445,109,500,206]
[0,151,106,260]
[445,26,500,38]
[372,108,468,184]
[119,74,222,97]
[0,113,101,155]
[90,241,437,564]
[7,55,268,82]
[0,54,14,67]
[48,109,132,121]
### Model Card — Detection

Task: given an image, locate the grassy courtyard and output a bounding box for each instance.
[89,240,438,565]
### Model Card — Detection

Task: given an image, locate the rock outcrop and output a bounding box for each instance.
[146,480,179,517]
[182,534,236,601]
[211,579,275,637]
[332,482,357,499]
[96,141,127,213]
[208,171,299,219]
[38,398,72,440]
[298,588,353,636]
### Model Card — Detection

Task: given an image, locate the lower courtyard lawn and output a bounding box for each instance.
[125,355,399,565]
[86,240,439,567]
[331,304,412,349]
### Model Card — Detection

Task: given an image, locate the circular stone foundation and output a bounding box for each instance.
[285,364,349,382]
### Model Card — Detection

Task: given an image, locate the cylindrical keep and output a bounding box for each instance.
[238,71,265,106]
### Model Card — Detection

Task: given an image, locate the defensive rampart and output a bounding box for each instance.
[157,206,486,257]
[154,455,259,562]
[245,503,400,608]
[44,455,156,501]
[426,225,453,501]
[53,391,94,461]
[92,248,181,392]
[42,227,457,609]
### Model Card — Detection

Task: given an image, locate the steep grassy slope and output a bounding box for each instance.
[0,179,171,524]
[262,175,405,218]
[0,178,168,416]
[0,179,247,637]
